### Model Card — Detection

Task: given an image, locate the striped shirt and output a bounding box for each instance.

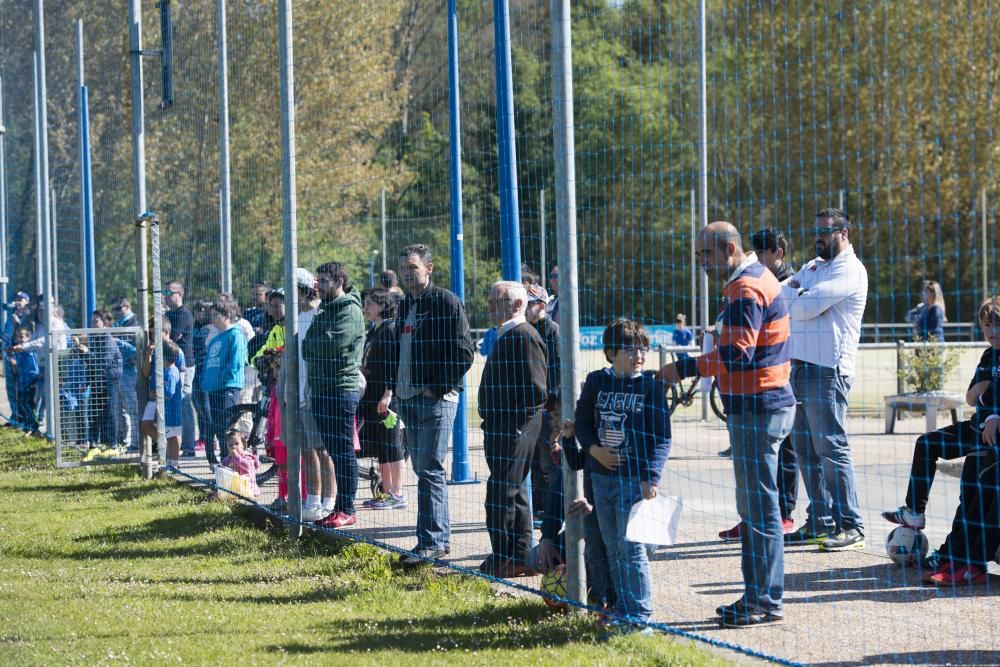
[677,254,794,415]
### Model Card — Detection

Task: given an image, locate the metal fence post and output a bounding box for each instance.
[697,0,710,422]
[149,213,167,473]
[0,75,7,333]
[129,0,150,321]
[493,0,522,281]
[278,0,302,540]
[217,0,233,294]
[550,0,586,608]
[447,0,475,486]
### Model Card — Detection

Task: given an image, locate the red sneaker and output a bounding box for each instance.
[922,560,954,584]
[718,523,742,542]
[927,564,987,587]
[317,512,357,529]
[782,518,796,534]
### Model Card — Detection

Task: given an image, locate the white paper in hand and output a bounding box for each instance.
[625,495,683,546]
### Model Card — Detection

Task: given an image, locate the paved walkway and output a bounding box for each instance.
[168,413,998,666]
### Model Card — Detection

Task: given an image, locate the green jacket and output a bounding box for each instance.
[301,287,365,394]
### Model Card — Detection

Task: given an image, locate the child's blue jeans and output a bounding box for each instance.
[591,473,652,622]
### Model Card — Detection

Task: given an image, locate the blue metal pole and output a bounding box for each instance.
[447,0,475,485]
[493,0,521,282]
[81,86,97,316]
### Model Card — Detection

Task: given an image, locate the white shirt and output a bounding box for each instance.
[781,246,868,377]
[297,307,318,405]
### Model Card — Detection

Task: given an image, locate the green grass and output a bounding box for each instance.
[0,432,728,666]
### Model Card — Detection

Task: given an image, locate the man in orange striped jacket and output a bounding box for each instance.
[660,220,795,628]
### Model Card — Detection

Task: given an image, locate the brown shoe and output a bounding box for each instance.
[494,559,537,579]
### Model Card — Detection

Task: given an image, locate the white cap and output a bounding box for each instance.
[295,267,315,290]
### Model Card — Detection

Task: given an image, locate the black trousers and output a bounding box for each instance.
[905,421,986,515]
[939,448,1000,568]
[776,435,798,519]
[484,421,537,565]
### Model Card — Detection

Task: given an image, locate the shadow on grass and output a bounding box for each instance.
[266,599,599,655]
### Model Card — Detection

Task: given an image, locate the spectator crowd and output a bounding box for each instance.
[4,208,998,633]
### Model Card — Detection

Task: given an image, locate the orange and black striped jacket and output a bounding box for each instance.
[676,260,794,415]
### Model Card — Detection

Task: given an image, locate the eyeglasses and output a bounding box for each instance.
[814,225,846,236]
[623,345,650,355]
[160,289,177,296]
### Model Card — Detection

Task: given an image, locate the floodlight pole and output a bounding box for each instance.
[217,0,233,294]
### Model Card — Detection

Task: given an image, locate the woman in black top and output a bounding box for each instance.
[359,287,405,509]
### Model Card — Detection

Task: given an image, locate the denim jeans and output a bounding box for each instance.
[591,473,652,622]
[728,406,795,614]
[4,357,20,427]
[116,366,140,449]
[206,387,240,466]
[181,365,196,453]
[790,362,864,532]
[313,390,361,515]
[398,395,458,551]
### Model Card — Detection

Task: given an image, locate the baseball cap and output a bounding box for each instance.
[14,292,29,302]
[295,267,316,290]
[526,284,549,304]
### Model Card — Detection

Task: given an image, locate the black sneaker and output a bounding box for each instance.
[819,528,865,552]
[784,525,830,546]
[716,598,745,617]
[718,600,784,628]
[400,547,447,568]
[717,447,732,458]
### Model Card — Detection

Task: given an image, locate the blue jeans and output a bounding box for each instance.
[116,366,140,448]
[398,395,457,551]
[4,357,20,427]
[206,387,240,466]
[313,390,361,515]
[591,473,652,622]
[790,362,863,532]
[728,406,795,614]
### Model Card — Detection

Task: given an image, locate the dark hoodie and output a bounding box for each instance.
[301,286,366,395]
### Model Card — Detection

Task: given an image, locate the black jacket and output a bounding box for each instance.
[533,316,560,400]
[396,283,474,398]
[361,319,399,413]
[478,321,547,433]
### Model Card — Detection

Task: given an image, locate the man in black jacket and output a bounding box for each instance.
[478,280,547,578]
[394,244,475,567]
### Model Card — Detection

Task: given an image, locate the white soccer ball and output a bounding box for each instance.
[885,526,929,567]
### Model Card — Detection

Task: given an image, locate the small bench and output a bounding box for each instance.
[884,393,964,434]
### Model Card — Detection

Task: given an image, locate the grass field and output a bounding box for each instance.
[0,432,729,666]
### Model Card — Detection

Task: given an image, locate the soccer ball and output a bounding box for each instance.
[886,526,929,567]
[541,564,568,611]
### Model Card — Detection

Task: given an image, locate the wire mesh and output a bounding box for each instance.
[1,0,999,664]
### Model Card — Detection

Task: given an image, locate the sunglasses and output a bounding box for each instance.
[814,225,846,236]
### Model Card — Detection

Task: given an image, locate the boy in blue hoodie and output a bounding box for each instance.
[574,317,671,628]
[11,326,41,433]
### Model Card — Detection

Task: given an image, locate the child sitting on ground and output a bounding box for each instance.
[221,429,260,497]
[883,295,1000,532]
[573,317,671,632]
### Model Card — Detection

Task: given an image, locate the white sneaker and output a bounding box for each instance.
[881,505,926,529]
[301,504,327,522]
[322,498,336,513]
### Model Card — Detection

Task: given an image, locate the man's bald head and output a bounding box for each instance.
[701,221,743,251]
[696,221,747,283]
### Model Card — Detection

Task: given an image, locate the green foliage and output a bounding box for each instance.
[897,337,961,394]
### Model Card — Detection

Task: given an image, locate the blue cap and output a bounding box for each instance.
[14,292,29,302]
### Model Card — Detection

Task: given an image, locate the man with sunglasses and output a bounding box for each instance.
[782,208,868,552]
